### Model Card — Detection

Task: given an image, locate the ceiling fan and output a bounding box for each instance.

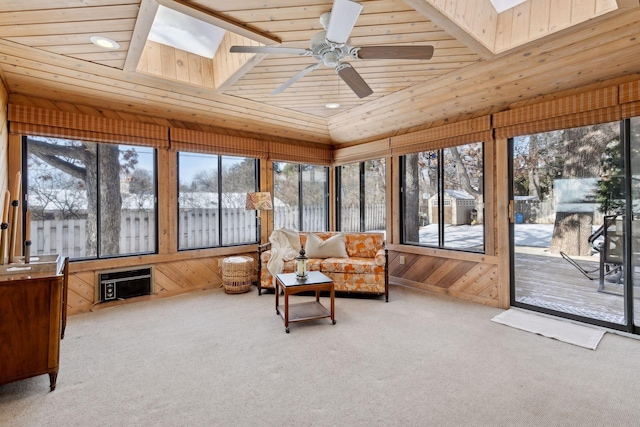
[229,0,434,99]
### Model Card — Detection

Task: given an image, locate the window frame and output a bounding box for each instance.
[273,162,329,232]
[23,136,159,261]
[336,159,386,233]
[400,142,485,253]
[176,152,259,251]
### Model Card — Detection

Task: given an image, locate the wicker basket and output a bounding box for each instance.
[222,256,254,294]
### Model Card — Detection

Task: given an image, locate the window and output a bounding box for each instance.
[273,162,329,231]
[178,152,258,249]
[25,136,157,259]
[337,159,386,233]
[401,142,484,252]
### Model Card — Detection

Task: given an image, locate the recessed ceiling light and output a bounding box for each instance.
[325,103,341,109]
[90,36,120,50]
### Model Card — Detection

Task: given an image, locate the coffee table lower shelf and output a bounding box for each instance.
[277,301,335,332]
[275,272,336,333]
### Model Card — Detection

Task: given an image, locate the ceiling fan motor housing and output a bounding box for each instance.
[310,31,351,67]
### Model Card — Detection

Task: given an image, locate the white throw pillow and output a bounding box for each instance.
[305,233,348,259]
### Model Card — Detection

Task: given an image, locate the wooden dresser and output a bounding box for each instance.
[0,257,68,391]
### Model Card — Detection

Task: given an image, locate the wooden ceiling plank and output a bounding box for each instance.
[0,38,328,129]
[0,19,136,38]
[5,31,133,47]
[40,42,131,55]
[0,0,137,11]
[331,8,640,124]
[6,72,330,143]
[0,4,140,25]
[220,0,414,23]
[328,28,640,142]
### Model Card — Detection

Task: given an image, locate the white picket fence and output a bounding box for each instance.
[339,204,386,231]
[32,205,387,257]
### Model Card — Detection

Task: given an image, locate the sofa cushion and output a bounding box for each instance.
[344,233,384,258]
[320,257,384,274]
[305,233,348,259]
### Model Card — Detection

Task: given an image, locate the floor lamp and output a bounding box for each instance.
[245,192,273,244]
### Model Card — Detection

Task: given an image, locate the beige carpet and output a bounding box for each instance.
[2,284,640,426]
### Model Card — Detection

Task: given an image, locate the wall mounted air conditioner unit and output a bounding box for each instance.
[95,266,154,303]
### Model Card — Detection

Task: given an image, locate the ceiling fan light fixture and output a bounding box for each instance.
[325,102,341,109]
[90,35,120,50]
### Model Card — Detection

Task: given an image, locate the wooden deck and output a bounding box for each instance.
[514,249,639,326]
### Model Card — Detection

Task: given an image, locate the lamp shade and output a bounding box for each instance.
[245,192,273,210]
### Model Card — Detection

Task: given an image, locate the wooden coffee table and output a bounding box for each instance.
[275,271,336,333]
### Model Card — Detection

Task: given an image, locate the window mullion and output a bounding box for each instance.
[438,149,445,248]
[360,162,365,232]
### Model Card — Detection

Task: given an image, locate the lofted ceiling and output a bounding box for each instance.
[0,0,639,147]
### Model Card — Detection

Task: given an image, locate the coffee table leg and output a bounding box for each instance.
[275,280,279,315]
[284,291,289,333]
[331,284,336,325]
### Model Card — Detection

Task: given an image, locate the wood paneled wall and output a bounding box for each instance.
[137,40,216,89]
[66,251,258,316]
[0,77,8,197]
[390,251,500,306]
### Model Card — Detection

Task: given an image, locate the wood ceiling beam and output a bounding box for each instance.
[124,0,158,72]
[616,0,640,8]
[156,0,280,46]
[403,0,494,60]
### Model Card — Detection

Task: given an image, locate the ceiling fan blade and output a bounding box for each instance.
[356,45,434,60]
[326,0,363,44]
[272,62,322,95]
[335,63,372,98]
[230,46,312,56]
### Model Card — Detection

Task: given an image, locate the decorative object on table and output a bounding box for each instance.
[275,271,335,333]
[295,244,308,280]
[245,191,273,245]
[222,256,254,294]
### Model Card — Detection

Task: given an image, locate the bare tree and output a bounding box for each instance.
[127,168,154,211]
[28,158,86,219]
[27,137,137,256]
[404,153,421,242]
[549,123,620,255]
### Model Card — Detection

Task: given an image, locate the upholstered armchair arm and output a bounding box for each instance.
[374,247,387,267]
[258,242,271,253]
[256,242,272,295]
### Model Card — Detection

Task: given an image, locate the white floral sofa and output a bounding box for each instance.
[258,231,388,301]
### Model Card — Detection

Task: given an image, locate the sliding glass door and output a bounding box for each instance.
[630,117,640,329]
[510,121,638,333]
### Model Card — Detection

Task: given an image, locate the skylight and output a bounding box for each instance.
[148,5,225,58]
[489,0,527,13]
